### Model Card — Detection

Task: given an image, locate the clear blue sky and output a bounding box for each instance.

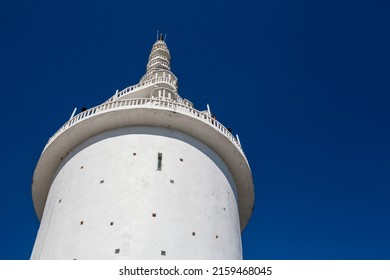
[1,0,389,260]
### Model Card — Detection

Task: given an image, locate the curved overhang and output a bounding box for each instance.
[32,101,254,231]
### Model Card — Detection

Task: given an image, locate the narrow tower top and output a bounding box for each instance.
[139,34,173,85]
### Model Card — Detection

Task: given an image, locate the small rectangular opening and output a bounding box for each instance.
[157,153,162,170]
[161,250,166,256]
[115,249,120,254]
[110,222,114,226]
[152,213,156,217]
[170,179,174,184]
[100,180,104,184]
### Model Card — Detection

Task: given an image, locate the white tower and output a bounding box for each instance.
[31,34,254,260]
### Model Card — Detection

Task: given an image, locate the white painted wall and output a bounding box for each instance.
[31,126,242,259]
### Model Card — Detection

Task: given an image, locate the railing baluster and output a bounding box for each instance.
[44,97,245,158]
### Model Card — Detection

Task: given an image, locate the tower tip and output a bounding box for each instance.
[159,32,164,41]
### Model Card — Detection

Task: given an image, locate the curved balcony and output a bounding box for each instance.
[148,54,169,63]
[151,45,170,54]
[45,98,246,159]
[34,98,254,230]
[147,59,170,69]
[105,77,177,103]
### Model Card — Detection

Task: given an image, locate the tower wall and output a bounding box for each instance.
[31,126,242,259]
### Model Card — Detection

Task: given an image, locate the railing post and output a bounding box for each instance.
[69,107,77,120]
[236,134,241,147]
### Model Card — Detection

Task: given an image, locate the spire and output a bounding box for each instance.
[110,34,179,102]
[147,35,170,71]
[157,31,167,41]
[139,33,174,84]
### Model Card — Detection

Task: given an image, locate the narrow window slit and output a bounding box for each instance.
[157,153,162,170]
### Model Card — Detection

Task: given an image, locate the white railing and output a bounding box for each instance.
[147,60,170,68]
[44,98,245,159]
[151,45,170,54]
[148,54,169,63]
[105,77,177,103]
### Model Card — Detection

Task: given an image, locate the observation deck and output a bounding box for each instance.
[32,95,254,230]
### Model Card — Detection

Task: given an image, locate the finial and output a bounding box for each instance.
[159,33,164,41]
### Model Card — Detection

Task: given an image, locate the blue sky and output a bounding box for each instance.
[1,0,389,259]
